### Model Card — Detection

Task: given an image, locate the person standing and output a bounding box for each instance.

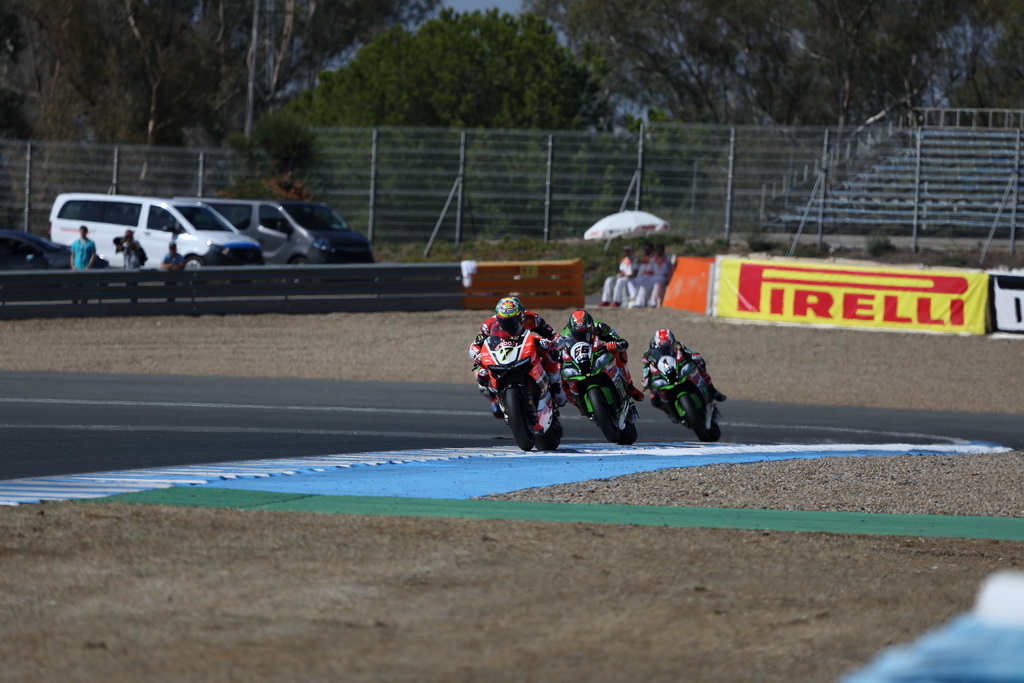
[70,225,96,304]
[116,229,146,303]
[116,229,145,270]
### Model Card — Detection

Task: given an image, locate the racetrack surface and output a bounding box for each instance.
[1,309,1023,681]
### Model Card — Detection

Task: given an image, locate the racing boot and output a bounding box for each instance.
[627,384,645,402]
[709,383,727,402]
[490,397,504,419]
[547,370,567,408]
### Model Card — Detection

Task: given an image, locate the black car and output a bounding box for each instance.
[0,229,109,270]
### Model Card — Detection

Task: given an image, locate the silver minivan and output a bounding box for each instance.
[177,198,373,265]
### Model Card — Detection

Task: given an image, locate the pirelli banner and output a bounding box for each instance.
[715,257,989,335]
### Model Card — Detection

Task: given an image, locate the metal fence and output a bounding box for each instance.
[2,115,1018,249]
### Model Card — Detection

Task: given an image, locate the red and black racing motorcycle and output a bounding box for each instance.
[477,331,562,451]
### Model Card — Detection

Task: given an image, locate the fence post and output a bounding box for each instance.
[23,142,31,232]
[368,128,378,244]
[197,150,205,197]
[455,130,466,246]
[724,127,736,242]
[817,129,829,248]
[635,122,644,210]
[544,134,553,242]
[911,129,923,252]
[1013,129,1021,255]
[109,146,120,194]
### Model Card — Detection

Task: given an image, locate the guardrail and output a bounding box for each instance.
[0,264,465,319]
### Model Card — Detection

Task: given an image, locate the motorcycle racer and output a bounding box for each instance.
[470,296,566,418]
[559,309,645,413]
[642,328,727,418]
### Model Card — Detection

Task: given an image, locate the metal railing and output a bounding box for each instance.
[0,264,465,319]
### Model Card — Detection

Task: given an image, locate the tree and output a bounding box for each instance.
[0,1,30,137]
[291,9,607,129]
[525,0,971,128]
[3,0,441,144]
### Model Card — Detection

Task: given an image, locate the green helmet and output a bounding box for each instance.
[566,309,595,341]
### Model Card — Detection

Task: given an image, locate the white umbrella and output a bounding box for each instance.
[583,210,670,241]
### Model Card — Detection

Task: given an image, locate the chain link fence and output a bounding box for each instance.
[0,119,979,248]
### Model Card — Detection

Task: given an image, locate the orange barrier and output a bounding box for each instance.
[661,256,715,314]
[463,259,584,310]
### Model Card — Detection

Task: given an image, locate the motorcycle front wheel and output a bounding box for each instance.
[503,386,536,451]
[678,394,713,442]
[588,386,621,443]
[534,414,562,451]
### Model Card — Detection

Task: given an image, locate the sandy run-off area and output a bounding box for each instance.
[1,308,1023,682]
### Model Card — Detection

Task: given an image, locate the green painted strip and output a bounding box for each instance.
[101,487,1024,541]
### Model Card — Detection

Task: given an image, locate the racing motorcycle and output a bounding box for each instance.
[477,331,562,451]
[647,350,722,442]
[560,338,639,445]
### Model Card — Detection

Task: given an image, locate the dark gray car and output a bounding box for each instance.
[176,198,373,265]
[0,229,109,270]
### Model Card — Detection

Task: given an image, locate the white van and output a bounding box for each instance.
[48,193,264,269]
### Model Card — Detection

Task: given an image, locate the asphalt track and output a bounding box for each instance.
[2,370,1022,542]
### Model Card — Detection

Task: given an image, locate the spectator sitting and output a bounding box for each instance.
[598,244,636,307]
[647,243,675,307]
[630,242,657,307]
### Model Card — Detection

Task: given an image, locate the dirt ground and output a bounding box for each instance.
[1,309,1023,682]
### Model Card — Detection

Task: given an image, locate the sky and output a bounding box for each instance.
[443,0,524,14]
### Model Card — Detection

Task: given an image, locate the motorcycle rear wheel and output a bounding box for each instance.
[588,386,621,443]
[503,387,535,451]
[678,394,713,442]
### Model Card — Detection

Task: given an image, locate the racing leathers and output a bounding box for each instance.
[469,311,565,415]
[641,342,727,420]
[559,318,645,413]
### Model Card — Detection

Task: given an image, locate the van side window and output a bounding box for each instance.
[259,205,291,234]
[213,204,251,230]
[57,200,103,222]
[100,201,142,227]
[147,206,183,233]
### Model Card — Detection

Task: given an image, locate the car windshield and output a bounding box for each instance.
[173,204,236,232]
[280,203,351,232]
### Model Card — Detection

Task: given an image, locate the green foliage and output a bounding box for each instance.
[215,176,314,201]
[291,9,605,130]
[744,230,776,253]
[867,231,896,257]
[527,0,976,127]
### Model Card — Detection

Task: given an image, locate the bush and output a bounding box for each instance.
[867,232,896,257]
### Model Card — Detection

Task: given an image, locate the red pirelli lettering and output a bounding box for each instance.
[736,263,968,313]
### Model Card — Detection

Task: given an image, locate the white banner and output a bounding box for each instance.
[992,274,1024,333]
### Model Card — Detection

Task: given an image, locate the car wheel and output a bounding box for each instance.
[289,255,309,265]
[184,256,204,270]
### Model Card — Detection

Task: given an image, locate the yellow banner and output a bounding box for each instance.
[715,258,989,334]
